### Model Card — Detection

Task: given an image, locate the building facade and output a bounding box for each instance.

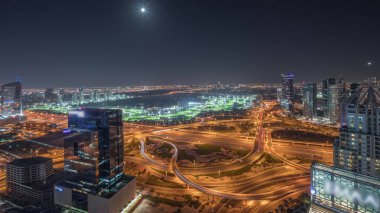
[1,81,22,118]
[322,78,336,117]
[311,83,380,213]
[302,83,317,119]
[327,84,344,124]
[334,85,380,176]
[55,108,135,213]
[6,157,55,208]
[280,73,295,112]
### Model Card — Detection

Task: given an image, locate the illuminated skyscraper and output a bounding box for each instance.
[327,84,344,123]
[322,78,336,117]
[280,73,295,112]
[302,83,317,119]
[0,81,22,117]
[311,82,380,213]
[55,108,136,213]
[335,84,380,176]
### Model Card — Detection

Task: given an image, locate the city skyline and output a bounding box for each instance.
[1,1,380,213]
[0,0,379,87]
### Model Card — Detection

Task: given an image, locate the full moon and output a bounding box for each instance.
[140,7,146,13]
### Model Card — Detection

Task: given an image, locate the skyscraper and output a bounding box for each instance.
[302,83,317,119]
[327,84,344,124]
[0,81,22,118]
[280,73,295,112]
[67,108,125,188]
[311,82,380,213]
[55,108,136,213]
[335,84,380,176]
[322,78,336,117]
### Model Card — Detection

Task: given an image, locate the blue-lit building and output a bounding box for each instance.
[310,82,380,213]
[55,108,136,213]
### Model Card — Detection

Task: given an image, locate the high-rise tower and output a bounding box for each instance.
[302,83,317,119]
[280,73,295,112]
[0,81,22,117]
[55,108,135,213]
[311,82,380,213]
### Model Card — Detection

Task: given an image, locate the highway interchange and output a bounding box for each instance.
[128,101,335,212]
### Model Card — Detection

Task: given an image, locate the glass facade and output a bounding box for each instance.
[1,82,22,117]
[64,130,100,193]
[303,83,317,119]
[311,163,380,213]
[64,108,124,196]
[311,84,380,213]
[281,73,295,112]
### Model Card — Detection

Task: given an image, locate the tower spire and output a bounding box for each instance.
[367,61,372,86]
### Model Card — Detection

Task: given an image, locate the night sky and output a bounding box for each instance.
[0,0,379,88]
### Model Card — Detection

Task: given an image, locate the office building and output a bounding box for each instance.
[44,88,57,103]
[54,108,136,213]
[327,84,344,124]
[322,78,336,117]
[334,84,380,176]
[276,88,282,103]
[280,73,295,112]
[79,87,84,103]
[1,82,22,118]
[311,82,380,213]
[6,157,55,209]
[302,83,317,119]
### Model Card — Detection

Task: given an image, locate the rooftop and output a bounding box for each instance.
[7,157,52,167]
[346,85,380,107]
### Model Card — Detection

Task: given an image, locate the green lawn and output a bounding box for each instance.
[195,144,222,155]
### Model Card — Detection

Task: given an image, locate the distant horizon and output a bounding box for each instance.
[1,1,379,88]
[17,77,378,90]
